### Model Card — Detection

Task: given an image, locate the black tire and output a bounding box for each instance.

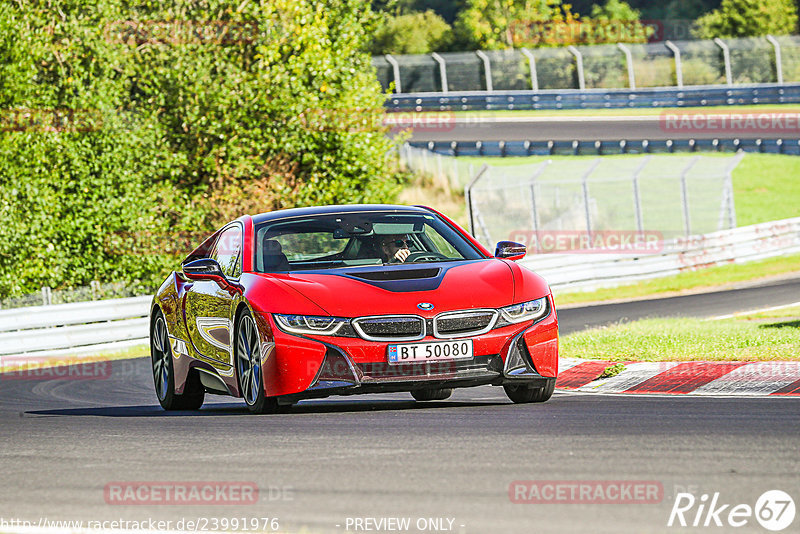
[235,309,279,414]
[503,379,555,404]
[411,388,453,401]
[151,310,204,411]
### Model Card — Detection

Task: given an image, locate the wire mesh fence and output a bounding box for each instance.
[399,144,743,253]
[375,35,800,93]
[0,281,154,309]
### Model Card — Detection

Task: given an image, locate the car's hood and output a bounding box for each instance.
[247,259,549,317]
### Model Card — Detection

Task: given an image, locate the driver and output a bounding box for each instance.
[379,234,412,263]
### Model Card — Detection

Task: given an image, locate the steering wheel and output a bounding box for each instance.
[404,251,448,263]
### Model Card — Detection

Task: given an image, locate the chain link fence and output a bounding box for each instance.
[399,145,743,252]
[0,281,153,310]
[375,36,800,93]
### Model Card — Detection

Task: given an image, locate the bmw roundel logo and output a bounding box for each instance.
[417,302,434,311]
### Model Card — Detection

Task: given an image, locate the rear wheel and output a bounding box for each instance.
[504,379,555,404]
[151,310,204,410]
[411,388,453,401]
[236,309,278,414]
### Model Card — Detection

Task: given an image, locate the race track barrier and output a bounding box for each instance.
[1,219,798,355]
[523,217,800,292]
[410,138,800,157]
[386,84,800,112]
[0,296,151,358]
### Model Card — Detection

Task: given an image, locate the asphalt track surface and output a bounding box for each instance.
[557,275,800,335]
[2,278,799,533]
[406,115,785,143]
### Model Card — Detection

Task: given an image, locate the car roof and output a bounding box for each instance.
[250,204,432,224]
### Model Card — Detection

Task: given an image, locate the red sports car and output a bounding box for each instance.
[150,204,558,413]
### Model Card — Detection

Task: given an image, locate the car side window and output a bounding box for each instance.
[211,225,243,278]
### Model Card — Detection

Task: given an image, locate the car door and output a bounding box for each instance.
[184,223,243,371]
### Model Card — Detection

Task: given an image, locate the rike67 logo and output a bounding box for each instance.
[668,490,795,531]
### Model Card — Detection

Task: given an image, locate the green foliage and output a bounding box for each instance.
[452,0,578,50]
[450,0,651,51]
[0,0,404,298]
[693,0,798,38]
[371,10,453,54]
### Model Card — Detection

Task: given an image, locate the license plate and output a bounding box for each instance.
[387,340,473,364]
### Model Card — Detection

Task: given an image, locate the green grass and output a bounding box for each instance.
[448,103,800,118]
[561,311,800,362]
[554,252,800,306]
[730,154,800,226]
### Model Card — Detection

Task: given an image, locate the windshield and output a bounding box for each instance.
[253,211,484,272]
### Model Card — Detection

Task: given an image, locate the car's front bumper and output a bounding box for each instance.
[256,300,559,399]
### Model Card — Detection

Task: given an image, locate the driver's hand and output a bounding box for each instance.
[394,248,411,263]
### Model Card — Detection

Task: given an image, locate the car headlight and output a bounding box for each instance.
[498,297,549,324]
[273,314,349,336]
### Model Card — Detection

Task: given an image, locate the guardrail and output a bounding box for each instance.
[523,217,800,292]
[410,137,800,157]
[0,296,151,358]
[386,83,800,112]
[1,218,798,352]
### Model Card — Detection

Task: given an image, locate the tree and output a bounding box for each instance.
[0,0,404,297]
[452,0,580,50]
[371,10,453,54]
[693,0,798,38]
[585,0,652,44]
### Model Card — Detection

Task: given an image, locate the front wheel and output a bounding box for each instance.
[504,379,555,404]
[151,310,204,411]
[236,309,278,414]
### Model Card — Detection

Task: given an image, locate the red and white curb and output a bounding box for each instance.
[556,358,800,396]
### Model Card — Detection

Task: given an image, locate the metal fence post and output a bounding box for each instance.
[766,35,784,84]
[714,38,732,86]
[384,54,402,94]
[632,156,651,233]
[475,50,493,92]
[465,164,489,237]
[41,286,52,306]
[581,159,602,237]
[567,46,586,90]
[431,52,449,93]
[680,157,701,237]
[723,152,745,229]
[665,40,683,88]
[617,43,636,89]
[528,161,552,253]
[520,48,539,91]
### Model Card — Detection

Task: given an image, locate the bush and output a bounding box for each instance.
[693,0,798,39]
[0,0,404,298]
[371,11,453,54]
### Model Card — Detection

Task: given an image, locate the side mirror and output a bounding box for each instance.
[182,258,243,294]
[182,258,227,282]
[495,241,526,261]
